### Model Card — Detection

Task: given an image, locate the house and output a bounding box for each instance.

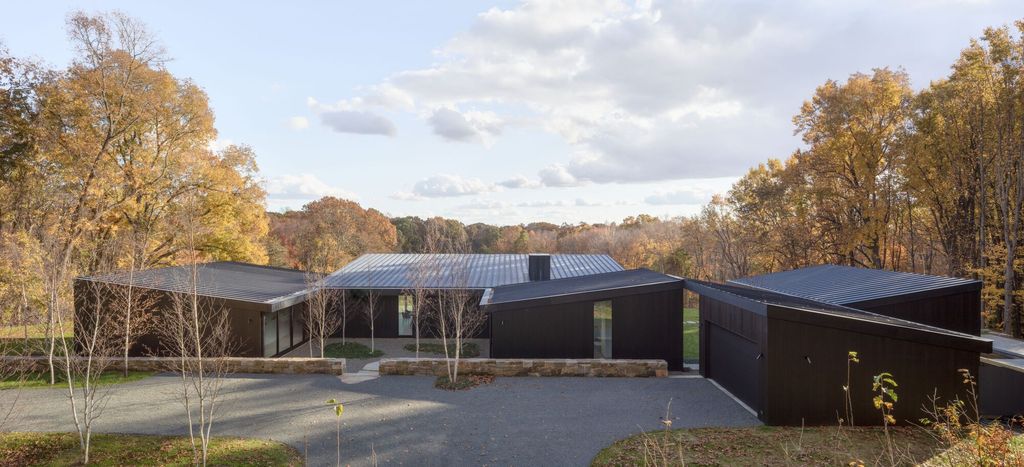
[322,253,624,339]
[688,272,992,425]
[75,262,310,357]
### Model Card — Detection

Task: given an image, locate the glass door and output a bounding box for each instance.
[593,300,612,359]
[398,294,414,337]
[262,312,278,357]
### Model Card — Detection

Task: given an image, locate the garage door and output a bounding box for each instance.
[706,323,761,412]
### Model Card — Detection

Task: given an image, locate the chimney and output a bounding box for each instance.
[528,254,551,281]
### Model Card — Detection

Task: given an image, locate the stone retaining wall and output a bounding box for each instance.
[3,356,345,375]
[378,358,667,377]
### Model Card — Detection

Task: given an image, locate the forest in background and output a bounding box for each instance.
[1,13,1022,337]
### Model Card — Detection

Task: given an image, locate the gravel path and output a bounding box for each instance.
[2,373,758,466]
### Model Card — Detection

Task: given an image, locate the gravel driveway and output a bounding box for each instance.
[2,373,758,466]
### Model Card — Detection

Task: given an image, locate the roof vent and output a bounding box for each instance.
[528,254,551,281]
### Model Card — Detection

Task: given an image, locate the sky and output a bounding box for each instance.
[2,1,1021,225]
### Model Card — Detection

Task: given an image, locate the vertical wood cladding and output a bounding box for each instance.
[489,288,685,369]
[611,289,684,370]
[851,290,982,336]
[490,301,593,359]
[764,308,978,426]
[698,296,767,414]
[72,279,296,358]
[979,360,1024,418]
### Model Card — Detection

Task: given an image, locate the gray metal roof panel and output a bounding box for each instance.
[728,265,981,306]
[79,261,309,305]
[686,279,990,348]
[323,253,624,289]
[481,268,682,307]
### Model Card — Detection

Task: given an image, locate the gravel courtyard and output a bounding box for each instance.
[3,373,759,466]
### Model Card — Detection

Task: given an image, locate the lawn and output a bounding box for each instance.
[0,370,153,390]
[323,341,384,358]
[0,432,301,466]
[592,426,948,466]
[683,307,698,364]
[403,341,481,358]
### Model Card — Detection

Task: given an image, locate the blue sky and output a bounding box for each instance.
[2,1,1021,225]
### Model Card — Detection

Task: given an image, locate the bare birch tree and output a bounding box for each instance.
[304,269,343,358]
[153,193,233,466]
[56,275,120,463]
[433,256,487,385]
[360,288,382,353]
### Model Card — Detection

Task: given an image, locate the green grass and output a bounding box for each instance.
[0,432,302,466]
[683,307,698,364]
[592,426,945,466]
[0,370,154,389]
[0,337,73,357]
[323,341,384,358]
[403,341,481,358]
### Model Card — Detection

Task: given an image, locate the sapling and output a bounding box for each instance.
[326,398,345,466]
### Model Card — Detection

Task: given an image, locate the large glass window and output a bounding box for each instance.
[278,308,292,351]
[398,294,414,337]
[593,300,613,359]
[262,312,278,357]
[291,307,304,346]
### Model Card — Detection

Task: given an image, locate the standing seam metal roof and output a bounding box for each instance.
[727,264,981,306]
[323,253,623,289]
[481,268,682,307]
[78,261,309,306]
[685,279,992,349]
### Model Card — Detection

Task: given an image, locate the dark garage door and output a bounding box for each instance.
[706,323,761,412]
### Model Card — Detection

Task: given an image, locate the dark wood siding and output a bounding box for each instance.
[72,279,298,358]
[489,288,684,369]
[764,308,978,426]
[337,290,490,339]
[490,301,593,359]
[850,289,981,336]
[698,296,767,414]
[611,289,684,369]
[979,360,1024,418]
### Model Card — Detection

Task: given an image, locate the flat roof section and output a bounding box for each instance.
[480,268,683,310]
[79,261,309,310]
[728,264,981,306]
[324,253,623,289]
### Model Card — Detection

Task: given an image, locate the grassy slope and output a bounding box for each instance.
[0,432,301,466]
[593,426,946,466]
[683,307,698,363]
[0,370,153,390]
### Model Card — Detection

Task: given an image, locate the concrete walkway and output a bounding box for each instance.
[2,373,758,466]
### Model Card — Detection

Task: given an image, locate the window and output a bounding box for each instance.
[291,307,304,346]
[593,300,612,359]
[278,308,292,351]
[262,312,278,357]
[398,294,414,337]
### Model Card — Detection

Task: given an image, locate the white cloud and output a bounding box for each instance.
[645,188,710,205]
[287,116,310,130]
[538,164,582,187]
[319,0,1017,183]
[427,107,505,143]
[497,175,541,189]
[320,110,396,136]
[264,174,358,209]
[411,174,495,198]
